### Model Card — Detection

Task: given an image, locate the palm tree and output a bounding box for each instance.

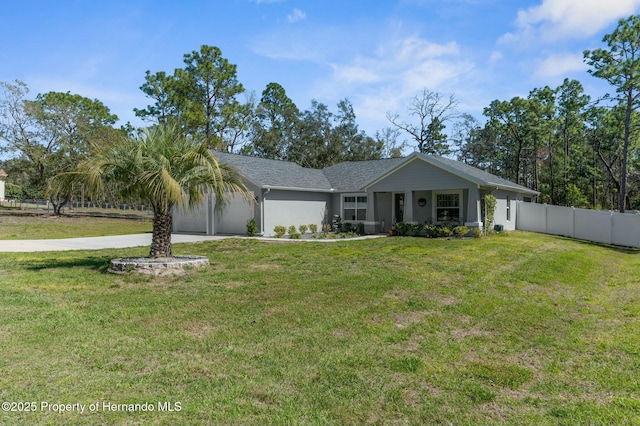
[49,124,252,257]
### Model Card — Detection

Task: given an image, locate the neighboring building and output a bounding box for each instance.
[173,152,539,236]
[0,169,6,202]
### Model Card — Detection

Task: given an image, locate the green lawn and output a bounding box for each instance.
[0,214,151,239]
[0,232,639,425]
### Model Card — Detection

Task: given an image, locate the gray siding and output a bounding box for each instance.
[412,190,432,224]
[369,158,473,192]
[330,193,341,220]
[374,192,392,231]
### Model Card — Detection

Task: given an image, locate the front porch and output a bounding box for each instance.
[339,188,484,234]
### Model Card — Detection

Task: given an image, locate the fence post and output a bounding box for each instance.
[571,207,575,238]
[610,211,614,246]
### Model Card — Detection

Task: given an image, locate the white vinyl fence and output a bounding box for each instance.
[516,202,640,248]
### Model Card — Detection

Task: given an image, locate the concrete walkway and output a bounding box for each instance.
[0,233,388,253]
[0,233,228,252]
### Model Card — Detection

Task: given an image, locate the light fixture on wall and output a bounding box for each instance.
[418,198,426,207]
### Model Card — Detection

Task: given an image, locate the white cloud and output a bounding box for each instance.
[250,22,476,134]
[251,31,323,61]
[503,0,640,43]
[533,52,588,79]
[287,8,306,23]
[331,63,380,84]
[489,51,503,64]
[400,59,472,94]
[330,35,465,94]
[315,34,474,132]
[393,37,459,61]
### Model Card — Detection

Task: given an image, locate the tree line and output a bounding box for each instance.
[452,15,640,212]
[1,15,639,213]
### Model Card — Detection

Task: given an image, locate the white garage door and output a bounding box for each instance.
[214,193,253,235]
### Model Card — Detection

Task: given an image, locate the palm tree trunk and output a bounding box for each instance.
[150,211,172,257]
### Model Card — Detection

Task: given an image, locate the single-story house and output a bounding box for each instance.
[173,152,539,236]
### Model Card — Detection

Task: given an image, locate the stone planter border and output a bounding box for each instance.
[110,255,209,275]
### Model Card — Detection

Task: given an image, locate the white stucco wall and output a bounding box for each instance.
[263,190,330,236]
[491,190,519,231]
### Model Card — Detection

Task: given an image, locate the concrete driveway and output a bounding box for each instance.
[0,233,228,252]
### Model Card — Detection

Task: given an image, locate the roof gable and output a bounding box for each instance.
[362,153,538,194]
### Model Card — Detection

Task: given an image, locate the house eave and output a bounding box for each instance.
[262,185,333,193]
[483,182,540,195]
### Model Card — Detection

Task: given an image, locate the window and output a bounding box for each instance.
[506,196,511,221]
[343,195,367,221]
[435,192,461,222]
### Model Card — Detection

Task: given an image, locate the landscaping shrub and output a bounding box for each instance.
[437,225,453,237]
[298,224,308,235]
[322,223,332,233]
[309,223,318,234]
[472,227,483,238]
[246,218,258,236]
[357,222,365,235]
[274,225,286,238]
[287,225,297,236]
[424,224,437,238]
[409,223,423,236]
[483,194,497,235]
[340,231,358,238]
[453,225,469,238]
[394,221,408,236]
[342,222,352,233]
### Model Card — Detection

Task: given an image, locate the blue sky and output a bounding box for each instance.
[2,0,640,138]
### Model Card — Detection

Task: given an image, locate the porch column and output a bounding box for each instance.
[366,189,378,234]
[366,189,375,222]
[404,190,414,223]
[465,187,483,229]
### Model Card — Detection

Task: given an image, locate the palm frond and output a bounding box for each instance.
[49,123,253,216]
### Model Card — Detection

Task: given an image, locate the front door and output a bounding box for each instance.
[394,193,404,222]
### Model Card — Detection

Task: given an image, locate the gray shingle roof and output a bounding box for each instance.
[321,157,405,191]
[214,152,331,190]
[426,154,538,194]
[213,151,538,195]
